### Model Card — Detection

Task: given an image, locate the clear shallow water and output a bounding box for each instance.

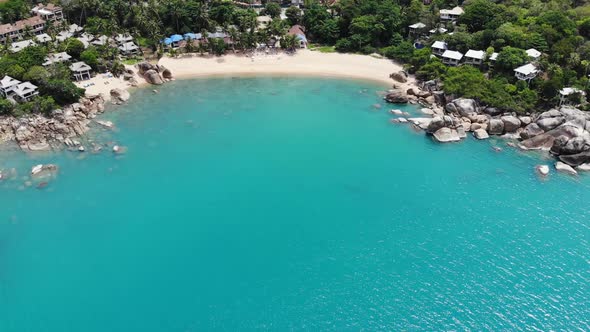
[0,77,589,331]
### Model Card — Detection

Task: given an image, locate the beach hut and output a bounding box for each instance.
[34,33,52,43]
[464,49,485,65]
[442,50,463,66]
[183,33,197,40]
[431,41,447,56]
[91,35,109,46]
[115,34,133,45]
[514,63,539,81]
[119,42,140,55]
[13,82,38,102]
[56,30,73,42]
[0,75,21,97]
[429,27,448,36]
[287,25,307,48]
[70,61,92,81]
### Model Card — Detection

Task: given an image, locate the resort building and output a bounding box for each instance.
[0,16,46,43]
[408,22,426,36]
[31,3,63,22]
[464,49,486,65]
[442,50,463,66]
[56,30,73,42]
[431,40,448,56]
[514,63,539,81]
[440,7,464,21]
[69,24,83,34]
[559,87,586,106]
[11,39,37,53]
[43,52,72,66]
[287,25,308,48]
[0,76,21,97]
[91,35,109,46]
[115,34,133,45]
[119,42,140,55]
[70,61,92,81]
[13,82,39,102]
[489,52,499,62]
[526,48,541,61]
[34,33,52,43]
[429,27,448,36]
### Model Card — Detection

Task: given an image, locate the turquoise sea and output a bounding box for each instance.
[0,77,589,331]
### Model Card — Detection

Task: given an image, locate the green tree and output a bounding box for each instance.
[40,80,85,105]
[459,0,503,32]
[23,66,50,85]
[0,98,14,115]
[80,48,100,69]
[285,6,302,26]
[65,38,86,58]
[264,3,281,19]
[495,47,528,73]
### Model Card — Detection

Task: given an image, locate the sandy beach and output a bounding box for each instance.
[158,50,414,88]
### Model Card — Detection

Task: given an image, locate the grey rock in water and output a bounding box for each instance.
[501,115,521,133]
[473,128,489,140]
[555,161,577,175]
[384,90,408,104]
[536,165,550,176]
[487,119,504,135]
[433,127,461,143]
[577,163,590,171]
[559,150,590,166]
[143,69,164,85]
[520,123,544,140]
[110,88,130,103]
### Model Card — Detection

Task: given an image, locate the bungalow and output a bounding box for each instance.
[34,33,52,43]
[440,7,464,21]
[287,25,307,48]
[56,30,73,42]
[0,16,46,43]
[13,82,39,102]
[69,61,92,81]
[464,49,486,65]
[115,34,133,45]
[119,42,140,55]
[514,63,539,81]
[431,40,448,56]
[11,39,37,53]
[91,35,109,46]
[526,48,541,61]
[442,50,463,66]
[69,23,83,34]
[559,87,586,106]
[0,76,21,97]
[31,3,63,22]
[408,22,426,36]
[489,52,499,62]
[43,52,72,66]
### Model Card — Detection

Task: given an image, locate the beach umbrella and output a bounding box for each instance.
[170,34,183,42]
[184,33,197,40]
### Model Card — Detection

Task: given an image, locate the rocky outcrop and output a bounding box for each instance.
[536,165,549,176]
[487,119,504,135]
[445,98,478,117]
[501,116,521,133]
[143,69,164,85]
[384,90,408,104]
[136,62,170,85]
[482,107,502,116]
[520,123,544,139]
[473,128,489,140]
[433,127,461,143]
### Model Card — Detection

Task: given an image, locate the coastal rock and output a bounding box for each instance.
[426,115,459,134]
[487,119,504,135]
[390,72,407,83]
[536,165,550,176]
[420,108,434,115]
[31,164,58,178]
[27,140,51,151]
[384,90,408,104]
[501,115,521,133]
[482,107,503,116]
[561,136,590,155]
[389,109,403,115]
[538,109,563,120]
[96,120,114,129]
[559,150,590,166]
[519,116,532,125]
[445,98,477,117]
[143,69,164,85]
[136,62,156,75]
[161,67,173,80]
[555,161,577,175]
[470,123,485,131]
[110,88,130,103]
[537,117,565,131]
[577,163,590,171]
[473,128,489,140]
[408,117,432,130]
[433,127,461,143]
[520,123,544,139]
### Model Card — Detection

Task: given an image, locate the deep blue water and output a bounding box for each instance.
[0,77,589,331]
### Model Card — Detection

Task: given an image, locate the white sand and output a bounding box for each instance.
[75,65,142,100]
[158,50,416,89]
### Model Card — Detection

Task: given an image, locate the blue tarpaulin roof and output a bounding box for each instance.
[184,33,197,40]
[170,34,183,42]
[296,34,307,42]
[163,37,172,45]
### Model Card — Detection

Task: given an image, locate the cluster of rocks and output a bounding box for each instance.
[387,91,590,174]
[136,62,173,85]
[0,94,107,151]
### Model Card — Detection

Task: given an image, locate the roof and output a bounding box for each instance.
[465,49,485,60]
[91,35,109,45]
[32,3,62,13]
[560,87,585,96]
[70,61,91,72]
[429,27,447,34]
[43,52,71,65]
[11,40,36,52]
[69,24,83,33]
[489,52,499,61]
[442,50,463,60]
[115,34,133,44]
[514,63,538,75]
[77,36,90,48]
[440,6,464,16]
[409,22,426,29]
[256,16,271,22]
[35,33,52,42]
[56,30,73,41]
[431,41,447,50]
[526,48,541,58]
[209,32,227,39]
[0,16,45,36]
[0,76,21,89]
[13,82,38,96]
[119,42,139,52]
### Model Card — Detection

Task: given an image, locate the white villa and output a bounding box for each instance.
[409,22,426,36]
[440,7,464,21]
[13,82,39,102]
[115,34,133,45]
[56,30,73,42]
[442,50,463,66]
[431,40,448,56]
[34,33,52,43]
[559,87,586,106]
[526,48,541,61]
[0,76,21,97]
[11,39,36,52]
[70,61,92,81]
[514,63,539,81]
[92,35,109,46]
[429,27,448,36]
[119,42,140,55]
[464,49,486,65]
[31,3,63,22]
[43,52,72,66]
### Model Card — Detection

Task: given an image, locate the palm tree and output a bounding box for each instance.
[281,34,298,52]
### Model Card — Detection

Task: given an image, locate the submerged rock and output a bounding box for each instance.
[384,90,408,104]
[536,165,550,176]
[555,161,577,175]
[110,88,130,103]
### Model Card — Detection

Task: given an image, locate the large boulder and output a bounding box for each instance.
[520,123,544,139]
[161,66,173,80]
[501,115,521,133]
[519,116,532,126]
[390,71,407,83]
[487,119,504,135]
[537,117,565,131]
[433,127,461,143]
[445,98,478,117]
[561,136,590,155]
[482,107,503,116]
[136,62,156,75]
[559,150,590,166]
[473,128,489,140]
[384,90,408,104]
[110,88,130,103]
[143,69,164,85]
[426,115,460,134]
